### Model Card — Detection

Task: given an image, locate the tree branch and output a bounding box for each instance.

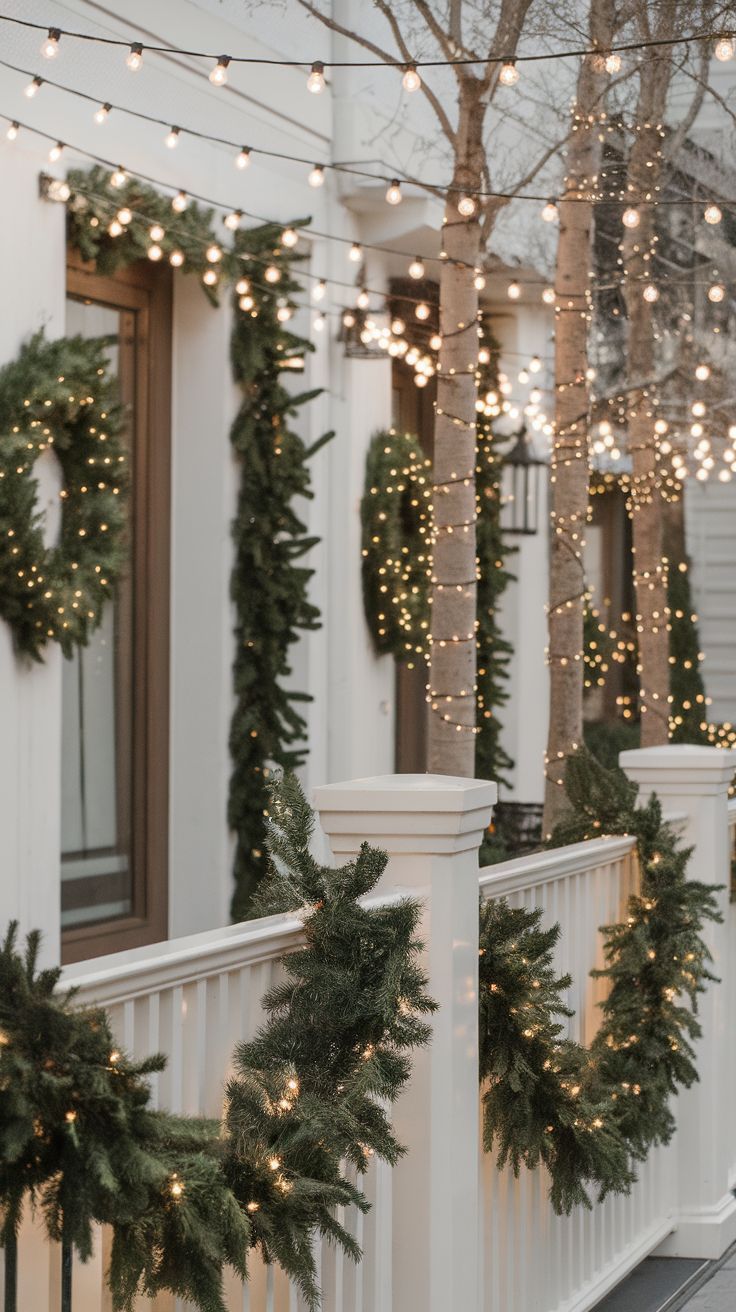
[665,47,709,161]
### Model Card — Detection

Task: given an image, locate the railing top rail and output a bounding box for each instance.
[62,890,404,1008]
[479,833,637,900]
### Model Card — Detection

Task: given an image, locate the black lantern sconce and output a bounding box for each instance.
[500,424,546,536]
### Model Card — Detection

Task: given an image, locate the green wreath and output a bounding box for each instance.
[360,429,433,662]
[0,332,127,660]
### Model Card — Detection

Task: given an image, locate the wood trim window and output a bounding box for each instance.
[62,253,172,963]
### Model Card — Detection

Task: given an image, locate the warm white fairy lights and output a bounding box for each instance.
[308,164,325,188]
[714,34,734,61]
[24,76,43,98]
[165,126,180,149]
[40,27,61,59]
[499,59,519,86]
[402,63,422,92]
[93,102,111,125]
[307,61,326,93]
[386,179,403,205]
[408,256,425,280]
[126,42,143,72]
[209,56,231,86]
[622,206,640,228]
[458,194,477,217]
[236,147,251,170]
[704,203,722,225]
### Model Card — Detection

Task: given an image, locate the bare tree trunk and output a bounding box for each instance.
[543,4,612,832]
[427,78,484,775]
[622,64,673,747]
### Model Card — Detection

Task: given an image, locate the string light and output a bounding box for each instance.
[542,286,555,304]
[93,102,111,125]
[6,121,19,141]
[542,200,558,222]
[622,207,640,228]
[313,312,326,331]
[169,249,184,267]
[402,63,421,91]
[224,209,242,230]
[499,59,519,86]
[147,243,163,261]
[409,256,425,279]
[708,282,725,302]
[704,204,722,225]
[356,288,370,310]
[714,34,734,60]
[48,142,64,163]
[236,147,251,170]
[415,301,430,320]
[110,167,127,188]
[307,61,326,93]
[604,51,622,72]
[642,283,659,302]
[474,271,486,290]
[695,363,711,381]
[507,280,521,300]
[209,55,231,86]
[171,190,188,213]
[149,223,165,242]
[206,243,223,263]
[309,164,325,188]
[126,42,143,72]
[458,194,477,217]
[386,179,403,205]
[165,126,180,149]
[349,242,363,263]
[312,279,327,301]
[281,227,298,248]
[203,268,218,286]
[40,28,61,59]
[24,76,43,98]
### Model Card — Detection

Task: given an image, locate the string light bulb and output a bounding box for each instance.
[499,59,519,86]
[110,167,127,188]
[308,164,325,188]
[474,271,486,290]
[622,207,640,228]
[430,332,442,350]
[307,61,325,93]
[116,207,132,225]
[6,122,19,141]
[48,142,64,163]
[147,243,163,261]
[604,51,622,73]
[402,63,421,92]
[236,147,251,169]
[203,269,218,286]
[457,194,477,217]
[206,243,223,263]
[264,263,281,282]
[356,288,370,309]
[714,35,734,61]
[313,312,326,331]
[529,355,541,372]
[126,42,143,71]
[507,280,521,300]
[281,227,298,248]
[695,363,711,381]
[41,28,61,59]
[224,209,242,231]
[408,256,425,279]
[642,283,659,302]
[169,250,184,267]
[209,56,230,86]
[165,126,180,149]
[349,242,362,262]
[415,301,430,320]
[386,179,402,205]
[541,200,558,222]
[704,204,722,225]
[312,279,327,301]
[149,224,165,242]
[108,220,123,238]
[542,286,555,304]
[708,282,725,302]
[24,77,43,98]
[93,102,111,125]
[171,190,188,213]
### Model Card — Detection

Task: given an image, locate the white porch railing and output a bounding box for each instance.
[478,835,677,1312]
[7,746,736,1311]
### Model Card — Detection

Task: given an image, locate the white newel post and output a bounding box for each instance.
[314,773,496,1312]
[620,744,736,1259]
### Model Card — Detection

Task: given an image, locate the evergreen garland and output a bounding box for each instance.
[64,168,331,916]
[0,775,433,1310]
[360,429,432,662]
[668,557,710,742]
[0,331,127,659]
[479,749,720,1211]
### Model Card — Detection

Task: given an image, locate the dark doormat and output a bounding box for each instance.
[593,1257,708,1312]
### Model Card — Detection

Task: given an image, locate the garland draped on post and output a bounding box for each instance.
[63,167,332,914]
[0,775,433,1311]
[479,750,720,1212]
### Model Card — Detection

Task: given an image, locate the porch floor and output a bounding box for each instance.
[679,1249,736,1312]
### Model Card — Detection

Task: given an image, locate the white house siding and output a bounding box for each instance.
[685,480,736,726]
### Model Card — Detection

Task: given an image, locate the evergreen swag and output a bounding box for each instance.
[0,332,127,659]
[0,775,433,1311]
[479,749,720,1212]
[64,167,332,915]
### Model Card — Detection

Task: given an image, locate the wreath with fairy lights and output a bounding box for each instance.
[0,331,127,660]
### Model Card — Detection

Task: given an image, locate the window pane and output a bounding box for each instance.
[61,299,134,929]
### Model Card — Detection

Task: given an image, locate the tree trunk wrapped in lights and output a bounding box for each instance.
[543,1,613,831]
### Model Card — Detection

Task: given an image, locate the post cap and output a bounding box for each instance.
[620,745,736,795]
[314,773,497,857]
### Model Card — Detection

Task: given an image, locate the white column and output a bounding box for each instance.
[314,772,496,1312]
[620,744,736,1258]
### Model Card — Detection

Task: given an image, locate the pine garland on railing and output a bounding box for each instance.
[0,775,433,1312]
[479,749,720,1212]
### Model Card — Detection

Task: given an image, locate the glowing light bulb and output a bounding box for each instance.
[529,355,541,373]
[48,142,64,163]
[622,207,640,228]
[108,220,123,238]
[414,372,428,388]
[342,310,356,328]
[474,271,486,290]
[25,77,43,98]
[6,122,19,141]
[94,102,111,125]
[642,283,659,302]
[41,28,61,59]
[149,224,165,242]
[708,283,725,302]
[715,35,734,61]
[264,264,281,283]
[542,200,558,222]
[203,269,218,286]
[403,63,421,92]
[704,204,722,225]
[430,333,442,351]
[309,164,325,188]
[691,422,704,438]
[209,56,230,86]
[692,400,706,417]
[415,301,430,320]
[110,167,127,188]
[281,227,298,248]
[147,244,163,261]
[313,312,326,331]
[224,210,242,231]
[499,60,519,86]
[307,61,325,93]
[172,190,188,213]
[239,294,254,311]
[542,286,555,304]
[169,250,184,267]
[457,194,477,217]
[391,317,405,335]
[386,179,402,205]
[349,242,362,263]
[654,418,668,434]
[695,363,711,381]
[116,208,132,225]
[356,288,370,310]
[507,280,521,300]
[604,51,622,73]
[206,244,223,263]
[277,304,293,322]
[165,127,180,149]
[126,42,143,72]
[236,147,251,169]
[312,279,327,301]
[408,256,425,280]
